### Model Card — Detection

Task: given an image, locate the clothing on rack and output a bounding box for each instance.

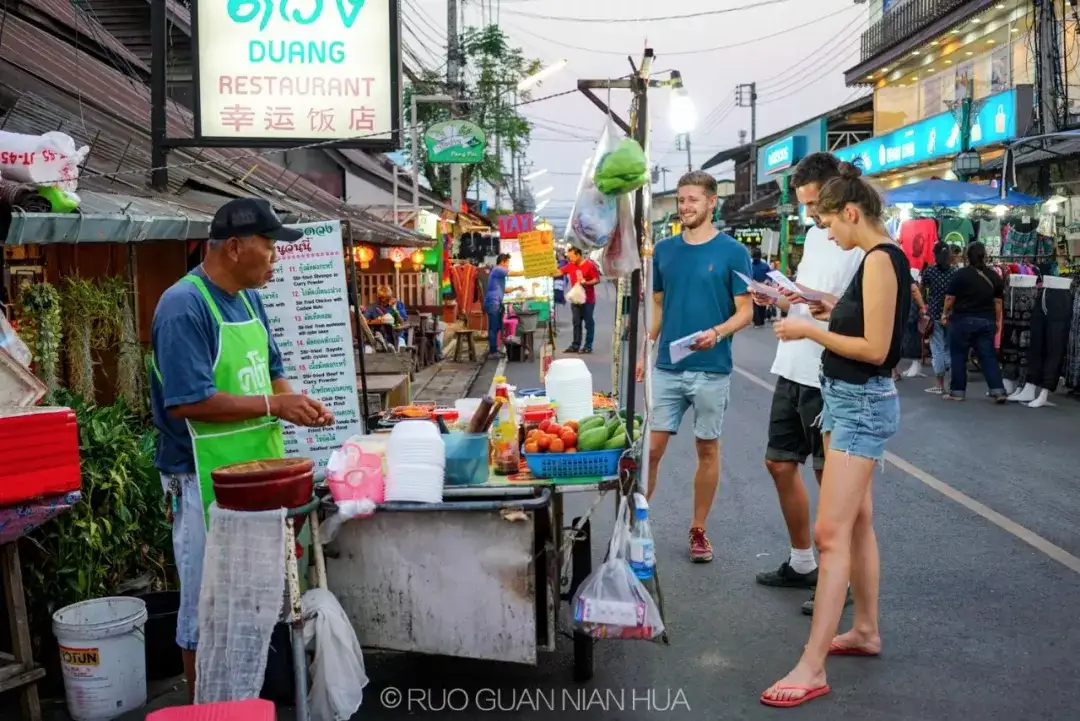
[999,277,1037,384]
[977,218,1003,256]
[899,218,937,272]
[939,217,975,247]
[1027,286,1075,392]
[1065,285,1080,390]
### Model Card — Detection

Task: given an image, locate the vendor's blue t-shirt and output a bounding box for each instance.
[484,265,509,309]
[652,232,751,374]
[751,258,771,283]
[149,267,284,474]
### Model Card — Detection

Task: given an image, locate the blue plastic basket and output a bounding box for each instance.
[523,446,622,479]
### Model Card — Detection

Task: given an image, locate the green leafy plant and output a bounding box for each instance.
[15,283,63,395]
[21,389,175,637]
[405,24,541,202]
[59,277,127,402]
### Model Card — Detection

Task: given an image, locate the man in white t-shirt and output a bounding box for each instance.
[750,153,864,615]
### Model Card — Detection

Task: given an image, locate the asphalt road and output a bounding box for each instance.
[122,289,1080,721]
[362,289,1080,721]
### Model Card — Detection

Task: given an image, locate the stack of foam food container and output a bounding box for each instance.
[544,358,593,424]
[384,420,444,504]
[0,349,81,506]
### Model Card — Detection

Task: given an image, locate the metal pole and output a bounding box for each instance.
[749,82,758,204]
[685,134,692,172]
[348,229,371,433]
[779,176,790,275]
[411,94,420,218]
[448,0,464,212]
[149,0,169,191]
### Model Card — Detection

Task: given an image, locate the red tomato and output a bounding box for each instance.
[537,435,551,451]
[560,429,577,447]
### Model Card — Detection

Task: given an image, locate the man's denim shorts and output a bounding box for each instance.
[820,375,900,462]
[649,368,731,441]
[161,472,205,651]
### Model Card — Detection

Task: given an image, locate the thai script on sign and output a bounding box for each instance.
[278,239,313,256]
[227,0,367,30]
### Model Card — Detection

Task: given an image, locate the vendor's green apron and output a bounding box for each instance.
[153,274,285,525]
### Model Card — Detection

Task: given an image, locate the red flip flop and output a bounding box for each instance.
[760,684,831,708]
[828,642,879,656]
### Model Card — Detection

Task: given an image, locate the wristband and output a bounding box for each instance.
[264,394,272,417]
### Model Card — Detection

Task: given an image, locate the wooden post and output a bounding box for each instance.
[2,543,43,721]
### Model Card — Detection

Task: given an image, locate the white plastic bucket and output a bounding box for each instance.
[52,597,148,721]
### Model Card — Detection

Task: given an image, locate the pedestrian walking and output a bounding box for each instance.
[750,246,771,328]
[941,240,1007,402]
[921,242,958,393]
[558,247,600,353]
[762,162,910,708]
[635,170,754,563]
[750,153,863,615]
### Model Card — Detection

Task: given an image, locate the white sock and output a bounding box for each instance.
[789,547,817,575]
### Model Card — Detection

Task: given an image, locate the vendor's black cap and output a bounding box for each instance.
[210,197,303,243]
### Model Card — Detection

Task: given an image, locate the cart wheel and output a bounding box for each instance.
[573,631,594,682]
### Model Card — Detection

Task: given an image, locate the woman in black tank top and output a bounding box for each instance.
[762,162,908,709]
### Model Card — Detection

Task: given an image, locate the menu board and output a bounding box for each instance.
[258,220,361,471]
[517,229,558,278]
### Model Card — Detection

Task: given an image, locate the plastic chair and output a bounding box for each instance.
[147,699,276,721]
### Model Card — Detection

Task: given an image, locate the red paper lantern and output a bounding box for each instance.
[352,244,374,269]
[388,247,408,268]
[410,249,425,269]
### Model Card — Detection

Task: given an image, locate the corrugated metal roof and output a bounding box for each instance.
[23,0,148,73]
[0,9,433,247]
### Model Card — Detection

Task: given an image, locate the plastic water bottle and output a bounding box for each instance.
[628,493,655,581]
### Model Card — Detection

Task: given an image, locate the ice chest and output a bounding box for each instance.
[0,407,81,504]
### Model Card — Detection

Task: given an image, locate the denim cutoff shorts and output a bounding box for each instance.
[649,368,731,440]
[161,471,206,651]
[819,375,899,462]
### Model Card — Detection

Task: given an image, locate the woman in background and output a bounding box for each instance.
[920,242,957,393]
[941,240,1006,402]
[765,162,909,708]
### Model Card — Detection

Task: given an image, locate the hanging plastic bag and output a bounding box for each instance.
[600,193,641,278]
[594,138,648,197]
[568,122,623,249]
[571,495,664,640]
[0,315,31,369]
[566,282,587,305]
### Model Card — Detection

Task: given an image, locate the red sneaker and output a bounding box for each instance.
[689,527,713,563]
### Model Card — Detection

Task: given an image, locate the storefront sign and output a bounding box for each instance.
[733,227,765,244]
[498,213,534,239]
[193,0,399,146]
[517,230,558,278]
[834,88,1028,176]
[763,136,804,175]
[258,221,362,471]
[756,118,826,185]
[424,120,486,164]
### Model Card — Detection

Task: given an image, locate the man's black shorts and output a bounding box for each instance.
[766,376,825,471]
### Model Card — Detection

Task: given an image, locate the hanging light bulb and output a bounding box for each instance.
[993,204,1008,217]
[668,71,697,134]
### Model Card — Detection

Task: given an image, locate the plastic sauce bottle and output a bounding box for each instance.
[491,377,520,475]
[628,493,655,581]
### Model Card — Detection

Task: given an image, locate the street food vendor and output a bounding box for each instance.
[149,197,334,699]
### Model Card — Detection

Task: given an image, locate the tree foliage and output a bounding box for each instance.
[404,25,542,204]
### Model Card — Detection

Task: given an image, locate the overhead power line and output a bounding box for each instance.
[501,0,800,24]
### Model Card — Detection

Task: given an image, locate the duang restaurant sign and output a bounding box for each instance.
[192,0,400,146]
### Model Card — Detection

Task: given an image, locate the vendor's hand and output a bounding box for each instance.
[271,394,334,427]
[807,295,837,321]
[774,317,814,342]
[691,328,720,351]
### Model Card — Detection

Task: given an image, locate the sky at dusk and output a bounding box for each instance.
[408,0,871,225]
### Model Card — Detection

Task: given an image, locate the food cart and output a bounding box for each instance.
[323,467,621,681]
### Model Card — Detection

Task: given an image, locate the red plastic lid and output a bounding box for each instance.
[523,407,554,422]
[433,409,460,422]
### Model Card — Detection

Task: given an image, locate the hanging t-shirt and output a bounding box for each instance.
[939,218,975,248]
[898,218,938,272]
[978,218,1003,257]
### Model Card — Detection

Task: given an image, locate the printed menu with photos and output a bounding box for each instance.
[257,220,361,470]
[517,229,559,278]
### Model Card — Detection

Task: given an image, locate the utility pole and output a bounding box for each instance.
[684,134,692,173]
[735,83,758,202]
[1033,0,1062,196]
[447,0,464,212]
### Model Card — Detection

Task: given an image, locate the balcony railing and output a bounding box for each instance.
[861,0,984,64]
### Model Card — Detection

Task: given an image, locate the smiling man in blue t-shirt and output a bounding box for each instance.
[636,170,753,563]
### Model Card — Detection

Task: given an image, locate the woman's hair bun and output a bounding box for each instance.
[837,161,862,180]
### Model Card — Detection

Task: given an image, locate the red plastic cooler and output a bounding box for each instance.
[0,347,81,505]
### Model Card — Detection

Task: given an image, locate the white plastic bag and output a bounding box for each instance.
[567,120,624,249]
[0,131,89,191]
[0,315,31,369]
[571,496,664,640]
[600,194,641,278]
[566,282,587,305]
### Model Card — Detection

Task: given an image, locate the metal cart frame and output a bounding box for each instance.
[322,476,620,682]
